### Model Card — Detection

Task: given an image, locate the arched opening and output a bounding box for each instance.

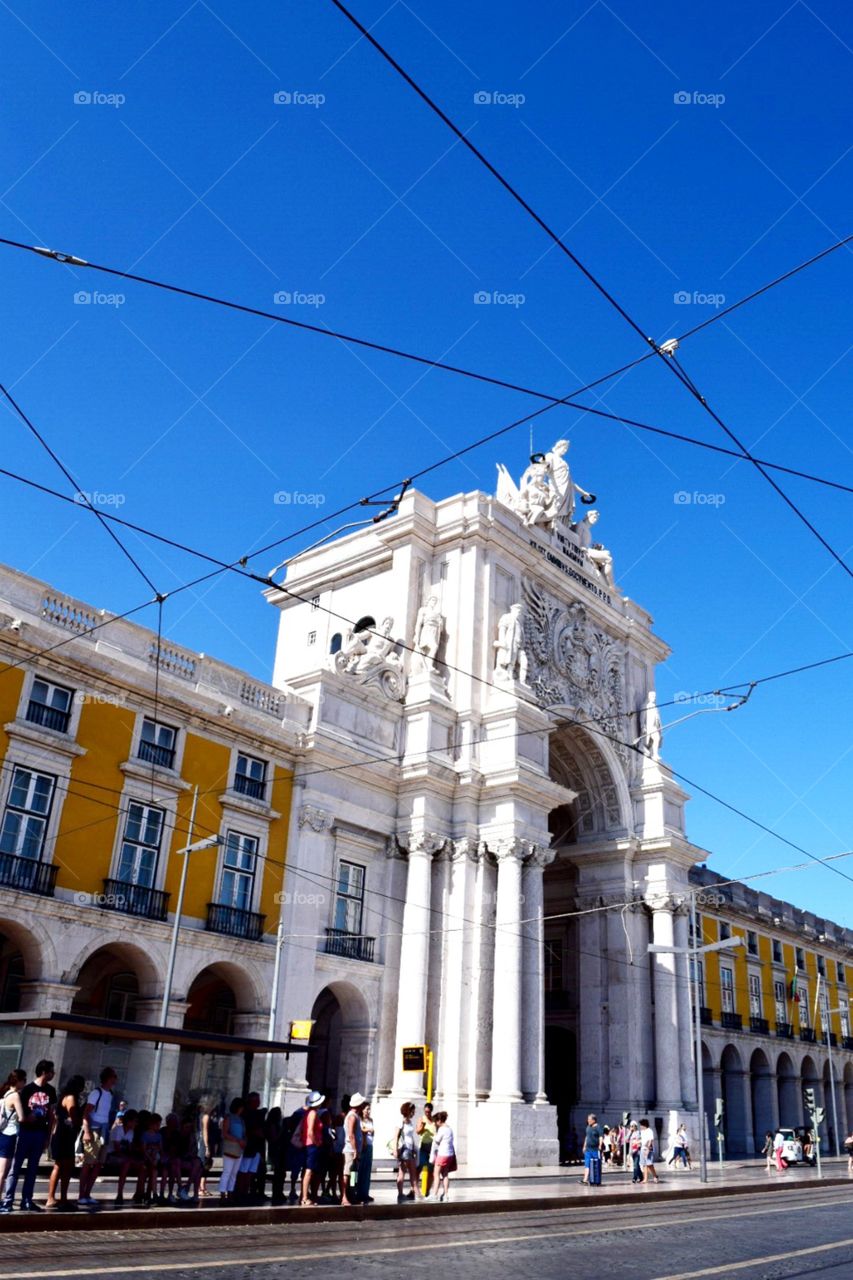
[543,722,629,1132]
[822,1060,840,1153]
[0,928,26,1076]
[777,1051,799,1128]
[329,633,342,655]
[721,1044,748,1156]
[65,944,151,1085]
[843,1062,853,1134]
[307,981,371,1110]
[749,1048,774,1153]
[176,965,243,1107]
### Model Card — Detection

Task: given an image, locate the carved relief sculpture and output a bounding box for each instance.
[332,615,407,701]
[496,437,595,533]
[521,578,626,758]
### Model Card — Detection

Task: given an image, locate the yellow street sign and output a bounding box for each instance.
[290,1019,314,1040]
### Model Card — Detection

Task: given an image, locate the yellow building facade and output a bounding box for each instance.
[692,865,853,1156]
[0,564,308,1110]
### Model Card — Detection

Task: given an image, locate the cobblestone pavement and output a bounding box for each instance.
[4,1185,853,1280]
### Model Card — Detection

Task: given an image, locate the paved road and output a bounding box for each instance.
[5,1186,853,1280]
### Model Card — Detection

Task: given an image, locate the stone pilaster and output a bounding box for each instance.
[673,904,697,1107]
[650,896,682,1108]
[521,847,554,1103]
[489,837,531,1102]
[391,830,445,1097]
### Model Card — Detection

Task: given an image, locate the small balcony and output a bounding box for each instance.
[324,927,375,963]
[137,739,175,770]
[25,700,70,733]
[842,1037,853,1052]
[207,903,265,941]
[776,1021,794,1039]
[700,1006,713,1026]
[799,1027,816,1043]
[749,1016,769,1035]
[822,1032,838,1048]
[233,772,266,801]
[0,852,57,897]
[100,878,169,922]
[721,1011,742,1031]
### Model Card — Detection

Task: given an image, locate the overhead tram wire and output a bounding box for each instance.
[3,231,853,456]
[0,381,161,598]
[328,0,853,583]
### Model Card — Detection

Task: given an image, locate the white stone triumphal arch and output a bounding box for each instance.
[265,440,704,1174]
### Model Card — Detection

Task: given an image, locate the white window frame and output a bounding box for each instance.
[774,979,787,1023]
[115,800,165,888]
[720,966,734,1014]
[218,829,259,913]
[17,669,84,740]
[233,752,268,801]
[25,677,75,733]
[0,765,57,861]
[333,860,366,936]
[690,957,705,1007]
[798,984,810,1028]
[840,1006,850,1039]
[748,972,762,1018]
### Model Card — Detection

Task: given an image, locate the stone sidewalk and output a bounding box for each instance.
[2,1157,850,1231]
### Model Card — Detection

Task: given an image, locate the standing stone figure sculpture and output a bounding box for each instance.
[494,603,528,684]
[573,510,615,588]
[496,437,595,532]
[639,690,662,759]
[413,595,444,672]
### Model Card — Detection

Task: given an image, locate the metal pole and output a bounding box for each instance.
[262,918,286,1109]
[150,786,198,1109]
[691,891,707,1183]
[826,1018,840,1158]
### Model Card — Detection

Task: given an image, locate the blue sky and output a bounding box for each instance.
[2,0,852,921]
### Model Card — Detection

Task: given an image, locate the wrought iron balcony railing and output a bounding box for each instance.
[776,1021,794,1038]
[99,878,170,922]
[700,1006,713,1026]
[323,927,375,963]
[137,739,176,770]
[233,772,266,801]
[207,902,265,941]
[25,700,71,733]
[749,1016,769,1034]
[0,852,57,897]
[799,1028,816,1043]
[721,1011,742,1031]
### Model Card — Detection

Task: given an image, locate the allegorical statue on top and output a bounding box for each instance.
[496,438,595,532]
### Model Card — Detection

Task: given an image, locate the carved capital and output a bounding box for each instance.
[647,892,683,914]
[298,804,334,834]
[492,836,533,863]
[525,846,557,870]
[397,829,447,859]
[450,837,486,863]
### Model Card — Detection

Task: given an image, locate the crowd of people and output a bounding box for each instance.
[576,1115,695,1186]
[0,1059,456,1212]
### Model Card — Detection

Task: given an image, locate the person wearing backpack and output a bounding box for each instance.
[0,1059,56,1212]
[0,1069,26,1211]
[78,1066,118,1206]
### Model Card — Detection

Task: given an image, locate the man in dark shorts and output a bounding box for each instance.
[301,1091,327,1206]
[581,1112,604,1186]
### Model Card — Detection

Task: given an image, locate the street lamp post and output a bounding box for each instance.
[649,892,745,1184]
[149,787,221,1110]
[821,996,851,1159]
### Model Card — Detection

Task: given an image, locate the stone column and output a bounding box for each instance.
[16,981,77,1083]
[673,905,697,1107]
[391,831,443,1098]
[490,838,527,1103]
[521,848,554,1103]
[436,839,477,1104]
[651,898,682,1109]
